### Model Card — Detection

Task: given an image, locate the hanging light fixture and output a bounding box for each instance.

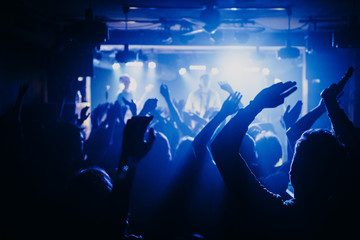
[277,7,300,59]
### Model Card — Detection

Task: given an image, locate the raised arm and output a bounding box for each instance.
[192,92,241,160]
[138,98,158,117]
[286,99,326,153]
[210,81,297,205]
[321,66,359,160]
[76,106,90,126]
[107,116,155,235]
[160,83,194,136]
[122,97,138,116]
[218,80,244,108]
[281,100,303,131]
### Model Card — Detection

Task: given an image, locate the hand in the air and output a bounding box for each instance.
[282,100,303,129]
[122,116,155,162]
[252,81,297,109]
[321,66,354,103]
[220,91,242,116]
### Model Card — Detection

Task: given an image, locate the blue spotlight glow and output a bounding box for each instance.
[262,67,270,75]
[211,67,219,75]
[112,62,120,70]
[179,67,187,75]
[125,61,143,67]
[274,78,282,83]
[189,65,207,71]
[148,61,156,69]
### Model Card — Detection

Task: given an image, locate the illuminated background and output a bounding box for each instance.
[2,0,359,132]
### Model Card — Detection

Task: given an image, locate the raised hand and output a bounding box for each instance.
[91,103,108,128]
[281,100,303,129]
[336,66,354,95]
[121,116,155,163]
[77,105,90,126]
[218,81,235,95]
[139,98,158,116]
[160,83,170,100]
[173,98,185,112]
[122,97,137,116]
[252,81,297,109]
[219,91,242,116]
[321,66,354,102]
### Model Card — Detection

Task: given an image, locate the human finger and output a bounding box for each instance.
[280,86,297,98]
[337,66,354,93]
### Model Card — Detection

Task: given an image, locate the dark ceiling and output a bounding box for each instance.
[4,0,360,48]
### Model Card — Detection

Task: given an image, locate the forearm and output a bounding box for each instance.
[138,108,148,116]
[324,99,359,158]
[128,106,137,116]
[210,102,262,193]
[108,154,137,233]
[165,97,193,136]
[212,102,262,155]
[286,103,326,150]
[210,106,282,208]
[165,98,181,122]
[193,110,227,159]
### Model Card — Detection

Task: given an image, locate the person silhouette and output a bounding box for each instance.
[184,74,221,119]
[117,74,136,107]
[210,80,357,238]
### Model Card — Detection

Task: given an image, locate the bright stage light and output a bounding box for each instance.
[93,58,100,65]
[179,67,187,75]
[274,78,282,83]
[189,65,207,71]
[77,76,84,81]
[211,67,219,75]
[262,67,270,75]
[148,61,156,69]
[112,62,120,70]
[125,61,143,67]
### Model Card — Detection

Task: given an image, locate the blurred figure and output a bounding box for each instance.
[211,77,358,238]
[117,74,136,121]
[117,74,136,107]
[185,74,221,119]
[254,131,290,199]
[255,131,283,178]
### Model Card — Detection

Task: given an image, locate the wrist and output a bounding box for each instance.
[315,102,327,115]
[217,109,230,119]
[138,109,147,116]
[323,98,340,112]
[117,163,135,179]
[323,97,338,106]
[164,96,171,102]
[120,153,138,168]
[246,100,263,117]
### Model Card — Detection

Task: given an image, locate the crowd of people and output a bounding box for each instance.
[1,67,359,239]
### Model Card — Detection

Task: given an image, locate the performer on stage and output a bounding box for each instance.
[184,74,221,119]
[116,74,135,106]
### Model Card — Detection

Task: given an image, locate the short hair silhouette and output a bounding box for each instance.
[290,129,349,200]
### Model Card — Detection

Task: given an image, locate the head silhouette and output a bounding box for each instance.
[290,129,349,201]
[51,123,85,173]
[65,167,113,232]
[199,74,210,90]
[240,133,257,166]
[255,131,282,176]
[119,75,131,91]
